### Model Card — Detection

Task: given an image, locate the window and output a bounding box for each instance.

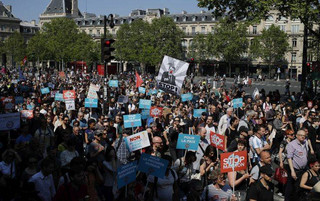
[1,25,5,31]
[189,40,193,46]
[97,30,100,36]
[279,25,286,32]
[201,27,206,34]
[252,26,257,34]
[291,52,296,62]
[192,27,196,35]
[265,25,271,30]
[292,38,297,47]
[182,27,186,33]
[291,25,299,33]
[266,15,274,22]
[192,16,197,21]
[211,26,215,33]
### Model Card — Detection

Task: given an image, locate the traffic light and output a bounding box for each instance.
[307,62,313,72]
[101,38,115,62]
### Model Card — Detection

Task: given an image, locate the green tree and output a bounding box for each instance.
[250,24,289,77]
[3,32,26,66]
[188,34,208,63]
[197,0,320,90]
[208,19,249,76]
[27,18,99,70]
[115,17,185,72]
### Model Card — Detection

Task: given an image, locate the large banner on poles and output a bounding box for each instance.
[156,55,189,95]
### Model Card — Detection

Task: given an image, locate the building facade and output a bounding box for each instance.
[0,1,40,67]
[71,8,304,78]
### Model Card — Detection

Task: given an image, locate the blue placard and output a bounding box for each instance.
[123,114,142,128]
[109,80,119,87]
[193,109,207,118]
[117,161,137,189]
[232,98,243,109]
[48,83,55,89]
[55,93,64,101]
[85,98,98,108]
[15,96,24,104]
[137,153,169,178]
[181,93,193,102]
[139,87,146,94]
[176,134,201,151]
[141,109,150,120]
[41,87,50,94]
[147,89,158,95]
[139,99,152,109]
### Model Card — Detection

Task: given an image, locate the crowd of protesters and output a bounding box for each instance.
[0,66,320,201]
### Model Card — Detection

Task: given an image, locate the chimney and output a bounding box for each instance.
[5,5,12,13]
[31,20,36,26]
[71,0,79,16]
[182,10,187,14]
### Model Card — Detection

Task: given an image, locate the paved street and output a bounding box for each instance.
[195,77,301,95]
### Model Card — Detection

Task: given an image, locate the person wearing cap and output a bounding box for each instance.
[248,164,275,201]
[202,169,237,201]
[218,107,233,135]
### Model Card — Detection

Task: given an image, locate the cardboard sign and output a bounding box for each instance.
[210,131,225,151]
[40,87,50,94]
[193,109,206,118]
[147,89,158,95]
[124,130,150,152]
[65,100,75,111]
[176,134,201,151]
[150,106,163,117]
[85,98,98,108]
[220,151,248,173]
[123,114,142,128]
[109,80,119,87]
[21,110,33,119]
[117,161,138,189]
[232,98,243,109]
[87,90,98,99]
[15,96,24,104]
[63,90,76,100]
[0,113,20,130]
[55,93,64,101]
[308,101,313,108]
[141,109,150,120]
[138,153,169,178]
[181,93,193,102]
[89,84,100,92]
[139,99,152,109]
[117,95,128,104]
[139,87,146,94]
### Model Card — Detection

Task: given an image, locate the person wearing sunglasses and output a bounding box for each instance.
[248,164,275,201]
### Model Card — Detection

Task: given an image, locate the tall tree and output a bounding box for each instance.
[115,17,185,72]
[3,32,26,66]
[197,0,320,90]
[208,19,249,76]
[250,24,289,77]
[188,34,208,63]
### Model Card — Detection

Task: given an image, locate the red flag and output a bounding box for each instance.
[22,56,27,66]
[136,71,143,88]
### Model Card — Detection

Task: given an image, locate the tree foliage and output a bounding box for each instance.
[197,0,320,39]
[3,32,26,64]
[188,34,208,63]
[115,17,185,70]
[27,18,99,66]
[208,19,249,64]
[250,24,289,64]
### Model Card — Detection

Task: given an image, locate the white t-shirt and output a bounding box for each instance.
[193,139,209,170]
[147,169,178,201]
[0,161,15,178]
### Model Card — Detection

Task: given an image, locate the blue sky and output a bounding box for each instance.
[2,0,206,22]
